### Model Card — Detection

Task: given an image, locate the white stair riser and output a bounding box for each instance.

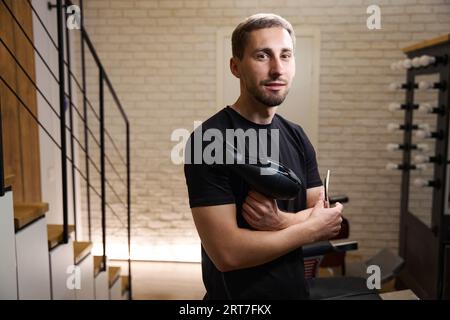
[0,191,18,299]
[74,254,95,300]
[109,279,122,300]
[15,217,51,299]
[94,271,109,300]
[49,240,76,300]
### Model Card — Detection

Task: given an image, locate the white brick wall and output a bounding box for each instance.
[76,0,450,261]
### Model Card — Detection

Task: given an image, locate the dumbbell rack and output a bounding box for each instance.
[392,35,450,299]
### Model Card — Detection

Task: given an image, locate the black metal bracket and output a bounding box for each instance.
[47,2,67,10]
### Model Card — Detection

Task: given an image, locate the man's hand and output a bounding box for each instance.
[307,193,343,241]
[242,191,287,231]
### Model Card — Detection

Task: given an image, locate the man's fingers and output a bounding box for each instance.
[334,202,344,212]
[242,208,262,228]
[245,195,268,214]
[248,190,269,203]
[314,197,324,209]
[242,208,256,222]
[242,202,262,220]
[319,189,325,202]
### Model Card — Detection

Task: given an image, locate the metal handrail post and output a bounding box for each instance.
[56,0,69,243]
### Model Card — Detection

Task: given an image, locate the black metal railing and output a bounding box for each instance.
[0,0,131,299]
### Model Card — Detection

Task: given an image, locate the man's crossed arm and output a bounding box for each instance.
[191,186,343,272]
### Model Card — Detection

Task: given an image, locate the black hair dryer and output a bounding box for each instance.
[224,140,302,200]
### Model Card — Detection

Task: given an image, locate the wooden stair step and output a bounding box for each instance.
[108,266,121,288]
[14,202,49,231]
[93,255,106,277]
[380,289,419,300]
[73,241,93,265]
[121,275,129,295]
[47,224,75,250]
[4,174,14,189]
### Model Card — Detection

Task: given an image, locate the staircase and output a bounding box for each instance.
[0,0,131,300]
[93,255,109,300]
[47,224,76,299]
[14,201,51,299]
[108,266,122,300]
[0,178,17,299]
[0,182,130,300]
[73,241,94,299]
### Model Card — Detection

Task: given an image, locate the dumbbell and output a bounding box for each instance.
[386,163,427,170]
[388,102,418,112]
[412,55,448,68]
[386,143,429,151]
[388,82,418,91]
[413,178,440,188]
[417,102,444,114]
[418,80,446,90]
[414,154,440,164]
[415,129,443,140]
[387,123,429,132]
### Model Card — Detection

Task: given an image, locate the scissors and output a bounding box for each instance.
[324,170,330,208]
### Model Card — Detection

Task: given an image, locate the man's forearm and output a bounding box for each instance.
[193,204,320,273]
[279,208,313,228]
[222,219,317,271]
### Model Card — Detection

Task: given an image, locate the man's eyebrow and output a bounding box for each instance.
[252,47,293,54]
[252,48,272,54]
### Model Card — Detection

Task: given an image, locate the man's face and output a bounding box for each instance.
[233,27,295,107]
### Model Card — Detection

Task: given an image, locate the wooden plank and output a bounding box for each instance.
[0,0,24,202]
[4,174,14,188]
[12,0,41,202]
[14,202,49,231]
[380,289,419,300]
[47,224,75,250]
[402,34,450,53]
[108,266,121,288]
[73,241,93,265]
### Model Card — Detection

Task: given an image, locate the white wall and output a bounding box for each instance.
[32,0,83,237]
[0,191,18,299]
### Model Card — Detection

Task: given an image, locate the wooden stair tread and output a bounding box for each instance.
[73,241,93,264]
[402,34,450,53]
[108,266,121,288]
[4,174,14,188]
[121,275,129,295]
[14,202,49,231]
[93,255,106,277]
[47,224,75,250]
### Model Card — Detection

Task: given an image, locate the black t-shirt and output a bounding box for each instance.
[184,106,322,299]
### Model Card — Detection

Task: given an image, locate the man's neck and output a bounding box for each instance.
[231,96,277,125]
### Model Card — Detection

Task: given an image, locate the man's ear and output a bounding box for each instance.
[230,57,240,79]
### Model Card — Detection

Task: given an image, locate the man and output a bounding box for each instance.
[184,13,343,299]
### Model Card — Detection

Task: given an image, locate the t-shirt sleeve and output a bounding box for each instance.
[184,163,236,208]
[184,134,235,208]
[297,126,323,189]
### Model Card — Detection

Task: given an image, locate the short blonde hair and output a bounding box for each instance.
[231,13,295,60]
